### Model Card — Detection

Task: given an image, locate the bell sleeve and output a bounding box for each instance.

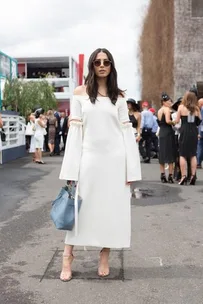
[118,98,142,182]
[59,96,83,181]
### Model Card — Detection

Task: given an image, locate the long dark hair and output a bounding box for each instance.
[182,91,198,114]
[85,48,124,105]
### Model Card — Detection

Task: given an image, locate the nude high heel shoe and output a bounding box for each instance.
[98,249,110,277]
[60,254,74,282]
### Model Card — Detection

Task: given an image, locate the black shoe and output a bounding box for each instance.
[168,174,174,184]
[144,158,150,163]
[152,154,158,159]
[179,175,187,185]
[161,173,167,183]
[189,175,196,185]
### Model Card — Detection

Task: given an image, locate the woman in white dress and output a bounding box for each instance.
[59,48,141,281]
[28,113,37,161]
[34,109,46,164]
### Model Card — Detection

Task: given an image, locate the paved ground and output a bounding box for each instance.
[0,155,203,304]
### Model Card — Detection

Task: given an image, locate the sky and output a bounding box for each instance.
[0,0,149,99]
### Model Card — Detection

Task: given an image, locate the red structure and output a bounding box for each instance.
[78,54,85,85]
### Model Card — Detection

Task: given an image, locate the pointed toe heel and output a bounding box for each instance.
[168,174,174,184]
[179,175,187,185]
[161,173,167,183]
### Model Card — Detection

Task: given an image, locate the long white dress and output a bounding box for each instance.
[34,119,44,150]
[29,121,36,153]
[59,95,141,248]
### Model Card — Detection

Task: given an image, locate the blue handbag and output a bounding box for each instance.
[51,183,82,231]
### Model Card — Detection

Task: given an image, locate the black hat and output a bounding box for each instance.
[172,97,182,111]
[35,108,44,118]
[127,98,140,112]
[189,86,198,97]
[127,98,136,104]
[161,92,170,102]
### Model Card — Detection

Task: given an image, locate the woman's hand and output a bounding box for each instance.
[136,134,141,142]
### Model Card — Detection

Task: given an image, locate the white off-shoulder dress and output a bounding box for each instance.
[59,95,141,248]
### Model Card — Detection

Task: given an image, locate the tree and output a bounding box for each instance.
[3,78,57,118]
[139,0,174,107]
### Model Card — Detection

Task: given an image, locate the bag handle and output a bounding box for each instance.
[65,182,79,236]
[74,182,79,236]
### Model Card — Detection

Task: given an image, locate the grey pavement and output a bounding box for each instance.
[0,155,203,304]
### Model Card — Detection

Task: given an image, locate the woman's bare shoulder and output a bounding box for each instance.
[73,85,87,96]
[178,104,184,110]
[158,108,163,114]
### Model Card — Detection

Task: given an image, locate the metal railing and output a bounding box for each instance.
[0,113,26,163]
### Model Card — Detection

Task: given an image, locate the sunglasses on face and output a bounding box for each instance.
[93,59,112,67]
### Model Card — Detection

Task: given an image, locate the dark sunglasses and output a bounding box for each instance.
[93,59,112,67]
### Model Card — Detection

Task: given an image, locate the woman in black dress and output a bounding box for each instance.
[176,91,201,185]
[157,93,176,183]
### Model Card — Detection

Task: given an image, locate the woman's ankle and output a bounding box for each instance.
[64,245,74,256]
[101,248,110,253]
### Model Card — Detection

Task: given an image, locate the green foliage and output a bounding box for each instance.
[3,78,57,117]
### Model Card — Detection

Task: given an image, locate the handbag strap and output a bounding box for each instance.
[74,182,79,236]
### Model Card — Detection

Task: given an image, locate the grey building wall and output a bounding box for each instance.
[174,0,203,99]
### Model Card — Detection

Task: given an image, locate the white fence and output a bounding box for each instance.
[0,113,26,164]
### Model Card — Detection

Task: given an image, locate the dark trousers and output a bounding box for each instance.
[151,132,159,154]
[197,136,203,165]
[62,134,67,150]
[139,128,152,160]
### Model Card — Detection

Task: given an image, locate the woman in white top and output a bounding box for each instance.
[59,48,141,281]
[34,109,46,164]
[28,113,37,161]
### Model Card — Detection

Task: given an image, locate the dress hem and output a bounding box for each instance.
[64,241,131,249]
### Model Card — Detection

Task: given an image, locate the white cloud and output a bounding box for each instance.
[0,0,149,99]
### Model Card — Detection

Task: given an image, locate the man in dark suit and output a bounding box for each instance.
[59,111,68,150]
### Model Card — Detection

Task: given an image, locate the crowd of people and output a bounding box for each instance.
[18,71,67,79]
[25,108,69,164]
[25,87,203,185]
[127,88,203,185]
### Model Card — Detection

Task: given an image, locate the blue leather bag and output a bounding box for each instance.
[51,183,82,231]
